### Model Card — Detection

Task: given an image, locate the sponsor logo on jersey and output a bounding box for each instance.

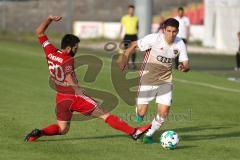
[48,54,63,63]
[156,56,173,63]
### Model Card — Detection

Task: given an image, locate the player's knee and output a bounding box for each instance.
[59,126,69,135]
[158,105,170,118]
[136,105,148,116]
[58,124,70,135]
[137,109,146,117]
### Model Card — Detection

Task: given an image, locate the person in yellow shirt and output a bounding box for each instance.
[120,5,139,69]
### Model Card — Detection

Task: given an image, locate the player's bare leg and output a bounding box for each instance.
[57,121,71,135]
[90,105,151,140]
[135,104,148,123]
[24,121,70,142]
[143,104,170,143]
[130,51,137,70]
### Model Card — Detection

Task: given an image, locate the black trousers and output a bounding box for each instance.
[175,38,188,69]
[236,51,240,68]
[123,34,138,63]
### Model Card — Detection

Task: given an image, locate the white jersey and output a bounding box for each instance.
[174,16,190,39]
[137,33,188,85]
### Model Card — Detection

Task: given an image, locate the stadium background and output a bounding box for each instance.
[0,0,202,32]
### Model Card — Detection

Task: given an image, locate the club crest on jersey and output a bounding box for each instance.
[65,66,73,73]
[173,49,179,55]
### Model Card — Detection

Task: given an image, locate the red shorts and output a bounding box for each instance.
[55,93,97,121]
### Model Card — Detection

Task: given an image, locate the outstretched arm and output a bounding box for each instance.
[178,61,190,72]
[119,41,138,71]
[36,15,62,37]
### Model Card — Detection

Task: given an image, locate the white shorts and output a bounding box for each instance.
[136,83,173,106]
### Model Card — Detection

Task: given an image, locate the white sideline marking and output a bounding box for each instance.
[174,78,240,93]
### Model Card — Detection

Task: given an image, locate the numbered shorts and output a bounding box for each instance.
[137,83,173,106]
[55,93,97,121]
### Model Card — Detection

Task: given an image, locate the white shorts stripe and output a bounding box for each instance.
[79,94,97,106]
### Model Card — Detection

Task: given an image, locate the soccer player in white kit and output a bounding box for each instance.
[174,7,190,69]
[119,18,190,143]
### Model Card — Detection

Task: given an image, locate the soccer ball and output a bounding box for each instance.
[160,130,179,150]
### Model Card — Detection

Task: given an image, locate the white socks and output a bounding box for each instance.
[145,115,165,137]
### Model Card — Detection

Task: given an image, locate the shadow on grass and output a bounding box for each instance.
[37,124,239,145]
[180,131,240,141]
[174,145,198,150]
[173,124,235,133]
[155,124,240,142]
[37,134,128,142]
[37,135,198,150]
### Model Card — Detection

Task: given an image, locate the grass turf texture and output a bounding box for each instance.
[0,40,240,160]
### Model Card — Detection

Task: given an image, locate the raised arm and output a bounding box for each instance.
[36,15,62,37]
[119,41,138,71]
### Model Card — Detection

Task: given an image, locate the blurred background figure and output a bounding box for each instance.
[174,7,190,69]
[119,5,139,70]
[235,32,240,71]
[156,16,165,33]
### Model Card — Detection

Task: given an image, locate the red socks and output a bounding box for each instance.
[28,124,60,142]
[29,116,135,142]
[105,115,135,135]
[41,124,61,136]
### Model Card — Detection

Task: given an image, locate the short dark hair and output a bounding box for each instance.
[163,18,179,29]
[178,7,184,11]
[61,34,80,49]
[128,5,135,9]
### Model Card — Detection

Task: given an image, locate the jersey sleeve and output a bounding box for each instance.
[185,17,190,26]
[38,35,58,55]
[136,16,139,23]
[178,40,189,62]
[137,33,158,51]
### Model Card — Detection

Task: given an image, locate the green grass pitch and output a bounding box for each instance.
[0,40,240,160]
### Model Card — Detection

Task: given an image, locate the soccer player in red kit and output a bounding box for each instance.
[24,15,150,142]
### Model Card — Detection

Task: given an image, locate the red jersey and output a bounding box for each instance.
[39,35,77,94]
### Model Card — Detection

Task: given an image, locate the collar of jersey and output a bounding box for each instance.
[126,14,135,18]
[161,33,170,47]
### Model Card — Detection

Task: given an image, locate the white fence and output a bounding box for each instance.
[204,0,240,53]
[73,21,204,42]
[73,22,123,39]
